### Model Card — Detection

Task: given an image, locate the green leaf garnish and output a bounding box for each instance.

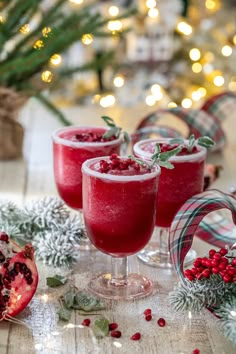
[73,291,105,312]
[101,116,116,128]
[158,161,174,169]
[158,146,182,162]
[93,317,109,337]
[58,306,72,321]
[197,136,215,148]
[63,287,77,309]
[101,115,130,143]
[47,275,68,287]
[169,134,215,152]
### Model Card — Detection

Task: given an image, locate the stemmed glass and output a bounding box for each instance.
[82,155,160,299]
[133,138,207,268]
[52,126,123,250]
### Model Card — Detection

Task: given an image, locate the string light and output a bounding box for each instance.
[203,63,214,74]
[148,8,159,18]
[176,21,192,36]
[181,98,192,108]
[168,102,177,108]
[233,35,236,45]
[42,27,51,37]
[151,84,161,94]
[192,63,202,73]
[41,70,53,83]
[50,54,62,66]
[108,6,119,17]
[191,90,202,101]
[146,0,157,9]
[113,76,124,88]
[81,34,93,45]
[146,95,156,106]
[221,45,232,57]
[198,87,207,97]
[205,0,216,10]
[229,77,236,91]
[107,20,123,32]
[33,40,44,49]
[20,24,30,34]
[69,0,84,4]
[100,94,116,107]
[189,48,201,61]
[213,75,224,87]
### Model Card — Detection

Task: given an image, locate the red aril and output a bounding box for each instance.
[0,232,38,320]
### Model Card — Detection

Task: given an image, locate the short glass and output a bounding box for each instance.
[82,156,160,299]
[52,126,122,249]
[133,138,207,268]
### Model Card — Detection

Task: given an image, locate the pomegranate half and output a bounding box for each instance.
[0,232,38,319]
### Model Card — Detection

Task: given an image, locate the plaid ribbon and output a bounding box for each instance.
[169,189,236,284]
[135,91,236,151]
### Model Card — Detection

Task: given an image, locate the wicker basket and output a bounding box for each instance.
[0,87,27,160]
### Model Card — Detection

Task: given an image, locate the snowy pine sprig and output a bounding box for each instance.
[215,295,236,345]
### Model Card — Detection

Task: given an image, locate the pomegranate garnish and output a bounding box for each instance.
[192,349,200,354]
[131,332,141,340]
[110,330,122,338]
[143,308,152,316]
[157,318,166,327]
[109,322,118,331]
[145,314,152,321]
[82,318,91,327]
[0,232,38,320]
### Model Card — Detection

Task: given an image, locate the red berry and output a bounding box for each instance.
[157,318,166,327]
[191,268,198,275]
[219,270,226,277]
[192,349,200,354]
[111,330,122,338]
[212,267,220,274]
[219,262,227,270]
[205,260,213,268]
[193,258,202,267]
[232,258,236,266]
[109,323,118,331]
[211,259,220,267]
[201,257,208,267]
[196,273,203,280]
[145,314,152,321]
[110,154,118,160]
[82,319,90,327]
[187,275,195,281]
[131,332,141,341]
[221,257,229,264]
[202,269,211,278]
[227,269,236,276]
[184,269,193,276]
[209,249,216,259]
[220,248,228,256]
[144,309,152,316]
[223,274,232,283]
[213,253,222,260]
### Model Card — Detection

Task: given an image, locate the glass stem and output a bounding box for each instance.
[110,257,128,287]
[159,227,170,255]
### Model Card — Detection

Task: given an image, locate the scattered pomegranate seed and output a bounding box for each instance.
[157,318,166,327]
[111,330,122,338]
[109,323,118,331]
[131,332,141,341]
[192,349,200,354]
[145,314,152,321]
[82,318,90,327]
[143,308,152,316]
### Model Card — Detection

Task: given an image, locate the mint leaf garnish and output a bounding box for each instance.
[47,275,68,287]
[158,161,174,169]
[93,317,109,337]
[58,306,72,321]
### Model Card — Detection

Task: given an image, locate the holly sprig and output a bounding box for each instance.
[129,143,182,169]
[101,116,130,144]
[170,134,215,152]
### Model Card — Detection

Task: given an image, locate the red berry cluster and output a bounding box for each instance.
[75,132,115,143]
[184,248,236,283]
[160,143,198,155]
[99,154,142,173]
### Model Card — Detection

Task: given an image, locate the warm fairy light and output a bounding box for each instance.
[92,94,101,104]
[192,90,202,101]
[107,20,123,32]
[100,94,116,107]
[204,51,215,62]
[69,0,84,4]
[221,45,232,57]
[146,95,156,106]
[81,34,94,45]
[181,98,192,108]
[41,294,49,303]
[229,77,236,91]
[203,63,214,74]
[146,0,157,8]
[213,75,224,87]
[168,102,177,108]
[20,24,30,34]
[176,21,192,36]
[192,63,202,73]
[233,35,236,45]
[108,6,119,17]
[205,0,216,10]
[189,48,201,61]
[0,15,5,23]
[42,27,52,37]
[41,70,53,83]
[50,54,62,66]
[33,40,44,49]
[113,76,124,88]
[151,84,161,94]
[198,87,207,97]
[148,8,159,18]
[153,90,163,101]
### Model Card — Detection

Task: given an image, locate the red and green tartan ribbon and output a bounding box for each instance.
[134,91,236,151]
[169,189,236,284]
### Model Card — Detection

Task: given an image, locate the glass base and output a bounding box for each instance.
[137,242,197,268]
[88,273,153,300]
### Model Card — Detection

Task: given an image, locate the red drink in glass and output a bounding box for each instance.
[52,126,122,210]
[82,155,160,299]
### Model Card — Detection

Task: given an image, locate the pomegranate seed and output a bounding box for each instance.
[110,154,118,160]
[82,318,90,327]
[143,308,152,316]
[209,249,216,258]
[109,323,118,331]
[192,349,200,354]
[157,318,166,327]
[111,330,122,338]
[219,248,228,256]
[131,332,141,341]
[145,314,152,321]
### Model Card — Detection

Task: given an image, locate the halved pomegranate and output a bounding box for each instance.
[0,232,38,320]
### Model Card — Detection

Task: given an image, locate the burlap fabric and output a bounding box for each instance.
[0,87,27,160]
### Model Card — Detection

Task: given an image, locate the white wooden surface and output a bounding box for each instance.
[0,99,235,354]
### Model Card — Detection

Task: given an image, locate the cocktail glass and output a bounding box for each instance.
[82,156,160,299]
[133,138,207,268]
[52,126,122,250]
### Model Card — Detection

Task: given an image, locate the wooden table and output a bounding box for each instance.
[0,99,235,354]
